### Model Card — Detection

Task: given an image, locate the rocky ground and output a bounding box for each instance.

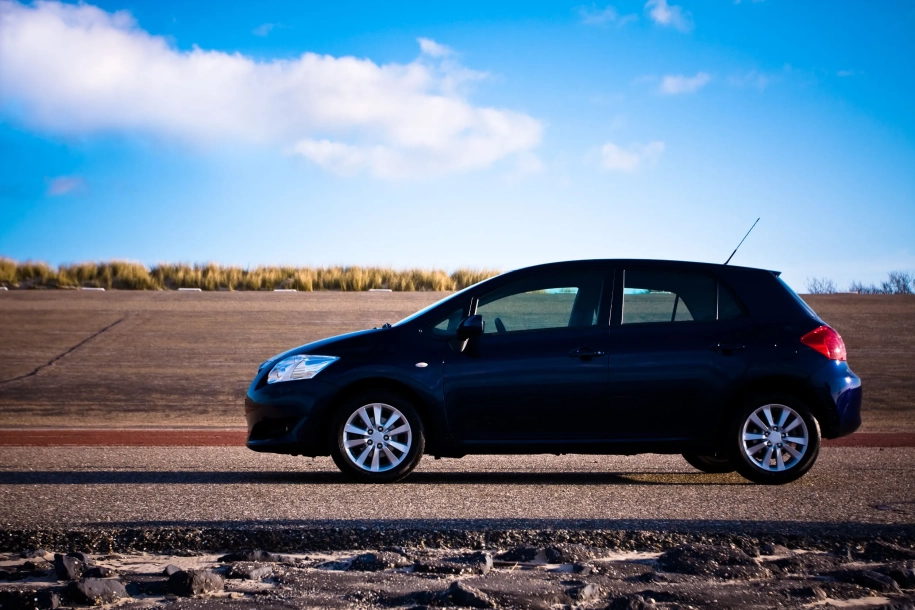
[1,537,914,609]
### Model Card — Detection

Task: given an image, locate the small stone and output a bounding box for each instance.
[167,569,225,596]
[227,563,273,580]
[66,552,92,565]
[495,545,539,562]
[657,544,767,578]
[771,553,844,575]
[438,581,493,609]
[83,566,115,578]
[68,578,129,605]
[858,541,915,562]
[545,544,594,564]
[571,563,593,575]
[788,585,828,600]
[413,551,494,575]
[759,543,791,556]
[0,589,61,609]
[349,551,411,571]
[880,563,915,588]
[162,564,182,576]
[567,583,600,601]
[831,569,902,594]
[217,550,294,563]
[19,549,49,559]
[54,554,85,581]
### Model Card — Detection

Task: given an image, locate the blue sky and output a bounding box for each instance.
[1,0,913,290]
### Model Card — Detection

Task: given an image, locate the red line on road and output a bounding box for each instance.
[0,429,247,446]
[0,429,913,447]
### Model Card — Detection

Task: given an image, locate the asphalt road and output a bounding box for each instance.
[1,446,913,531]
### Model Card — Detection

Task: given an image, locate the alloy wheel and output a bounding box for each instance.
[342,403,413,473]
[741,403,809,472]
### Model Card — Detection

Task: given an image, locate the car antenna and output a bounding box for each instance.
[723,217,760,265]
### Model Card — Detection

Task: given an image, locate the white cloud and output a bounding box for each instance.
[252,23,276,37]
[659,72,710,95]
[645,0,693,32]
[599,141,665,172]
[0,1,541,179]
[46,175,86,196]
[729,70,771,90]
[836,69,856,77]
[578,5,638,26]
[417,37,453,58]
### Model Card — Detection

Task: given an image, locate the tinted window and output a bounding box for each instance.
[476,271,604,334]
[623,270,716,324]
[430,306,466,337]
[718,282,745,320]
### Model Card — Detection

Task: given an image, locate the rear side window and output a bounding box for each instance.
[623,270,717,324]
[718,282,745,320]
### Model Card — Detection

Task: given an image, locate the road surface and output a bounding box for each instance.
[1,446,912,531]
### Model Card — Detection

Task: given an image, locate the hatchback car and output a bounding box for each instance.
[245,259,861,484]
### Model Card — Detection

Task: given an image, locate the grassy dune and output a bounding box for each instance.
[0,258,499,292]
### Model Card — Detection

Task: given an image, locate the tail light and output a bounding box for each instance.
[800,325,847,361]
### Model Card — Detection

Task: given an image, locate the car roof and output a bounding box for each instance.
[497,258,781,277]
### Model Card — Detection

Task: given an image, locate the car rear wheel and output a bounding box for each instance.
[682,452,735,474]
[330,390,425,483]
[730,394,820,485]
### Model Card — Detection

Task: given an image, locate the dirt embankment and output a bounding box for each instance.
[0,291,912,431]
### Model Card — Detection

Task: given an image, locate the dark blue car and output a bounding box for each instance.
[245,259,861,484]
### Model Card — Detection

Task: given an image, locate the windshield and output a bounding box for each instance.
[393,275,499,327]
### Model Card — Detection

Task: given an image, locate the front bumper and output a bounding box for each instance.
[245,378,338,456]
[810,360,862,438]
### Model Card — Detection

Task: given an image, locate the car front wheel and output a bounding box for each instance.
[330,391,425,483]
[730,395,821,485]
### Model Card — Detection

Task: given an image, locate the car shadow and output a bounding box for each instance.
[0,470,749,486]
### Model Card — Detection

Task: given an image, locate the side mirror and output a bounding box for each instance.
[456,315,484,340]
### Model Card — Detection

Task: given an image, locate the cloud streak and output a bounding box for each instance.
[599,141,665,172]
[0,1,541,179]
[578,5,638,26]
[46,175,86,196]
[659,72,711,95]
[645,0,693,32]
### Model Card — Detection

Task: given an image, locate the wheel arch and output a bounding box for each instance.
[318,377,443,454]
[718,375,836,443]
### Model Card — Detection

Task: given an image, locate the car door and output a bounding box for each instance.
[606,267,752,441]
[443,267,612,442]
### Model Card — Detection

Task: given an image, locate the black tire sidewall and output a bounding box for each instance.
[330,390,425,483]
[682,453,735,474]
[730,394,821,485]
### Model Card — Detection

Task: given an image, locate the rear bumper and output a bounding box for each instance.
[810,360,862,438]
[244,378,338,456]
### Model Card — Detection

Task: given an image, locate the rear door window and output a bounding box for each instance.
[622,270,717,324]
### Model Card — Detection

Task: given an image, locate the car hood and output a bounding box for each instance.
[260,328,383,368]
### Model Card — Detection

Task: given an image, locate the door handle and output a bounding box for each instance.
[569,347,606,361]
[710,342,745,352]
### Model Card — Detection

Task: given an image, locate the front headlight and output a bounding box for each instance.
[267,355,339,384]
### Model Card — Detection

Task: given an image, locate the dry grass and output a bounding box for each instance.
[0,258,499,292]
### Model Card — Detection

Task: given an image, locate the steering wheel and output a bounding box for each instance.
[494,317,507,333]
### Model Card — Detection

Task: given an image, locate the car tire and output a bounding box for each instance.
[730,394,821,485]
[682,452,735,474]
[330,390,425,483]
